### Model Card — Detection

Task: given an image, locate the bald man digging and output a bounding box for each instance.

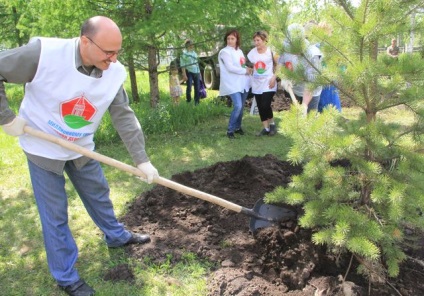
[0,16,159,295]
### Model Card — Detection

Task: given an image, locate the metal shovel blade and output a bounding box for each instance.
[249,198,297,234]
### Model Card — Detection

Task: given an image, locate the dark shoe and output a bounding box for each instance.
[125,232,151,245]
[256,128,270,136]
[227,132,235,139]
[59,279,95,296]
[269,124,277,136]
[234,128,244,135]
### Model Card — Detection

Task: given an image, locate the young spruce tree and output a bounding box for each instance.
[266,0,424,281]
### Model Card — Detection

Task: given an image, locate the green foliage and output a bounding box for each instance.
[266,104,424,278]
[140,100,227,135]
[265,1,424,280]
[95,97,227,144]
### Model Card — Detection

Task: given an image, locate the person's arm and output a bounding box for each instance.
[109,86,149,165]
[220,51,251,75]
[0,40,40,125]
[269,50,279,88]
[109,87,159,183]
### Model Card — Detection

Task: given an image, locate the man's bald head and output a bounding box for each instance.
[79,16,122,69]
[80,16,121,39]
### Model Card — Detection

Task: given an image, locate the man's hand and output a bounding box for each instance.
[137,161,159,184]
[1,117,26,136]
[281,79,293,91]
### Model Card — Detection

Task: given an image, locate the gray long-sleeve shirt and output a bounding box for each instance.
[0,39,149,174]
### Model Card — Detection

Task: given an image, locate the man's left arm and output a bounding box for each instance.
[109,87,159,183]
[109,86,148,164]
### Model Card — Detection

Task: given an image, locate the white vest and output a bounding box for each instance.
[218,46,250,96]
[19,37,127,160]
[279,43,322,97]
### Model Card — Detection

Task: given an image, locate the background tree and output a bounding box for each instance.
[0,0,30,47]
[266,0,424,283]
[88,0,270,107]
[1,0,269,106]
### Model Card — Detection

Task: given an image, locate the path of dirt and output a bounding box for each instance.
[106,155,424,295]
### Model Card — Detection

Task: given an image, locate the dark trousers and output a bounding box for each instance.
[186,70,200,104]
[255,91,275,122]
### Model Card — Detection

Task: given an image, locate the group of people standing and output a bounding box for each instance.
[219,23,330,140]
[173,22,342,140]
[218,29,279,139]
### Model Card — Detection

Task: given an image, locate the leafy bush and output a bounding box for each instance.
[266,106,424,279]
[266,2,424,280]
[94,98,228,144]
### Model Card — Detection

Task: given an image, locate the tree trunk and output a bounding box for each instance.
[12,7,23,46]
[148,45,160,108]
[408,12,415,53]
[366,38,379,123]
[127,55,140,103]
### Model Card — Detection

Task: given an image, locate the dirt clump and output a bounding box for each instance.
[111,155,424,295]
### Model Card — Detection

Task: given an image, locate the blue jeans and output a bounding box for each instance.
[227,90,248,133]
[308,95,321,112]
[27,158,131,286]
[186,70,200,104]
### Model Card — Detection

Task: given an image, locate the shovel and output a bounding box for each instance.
[23,126,296,233]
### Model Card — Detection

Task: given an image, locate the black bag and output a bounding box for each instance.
[199,78,207,99]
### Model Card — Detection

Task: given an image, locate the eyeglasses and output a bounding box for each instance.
[85,36,123,57]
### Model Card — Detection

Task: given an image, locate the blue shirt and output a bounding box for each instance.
[180,49,200,74]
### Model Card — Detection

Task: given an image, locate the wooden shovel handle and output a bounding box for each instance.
[23,126,243,213]
[286,86,300,106]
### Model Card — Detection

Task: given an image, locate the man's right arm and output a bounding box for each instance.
[0,40,40,125]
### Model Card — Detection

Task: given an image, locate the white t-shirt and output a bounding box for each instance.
[247,47,277,94]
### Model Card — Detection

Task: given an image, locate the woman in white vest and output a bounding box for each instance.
[247,30,278,136]
[0,16,159,296]
[218,29,252,139]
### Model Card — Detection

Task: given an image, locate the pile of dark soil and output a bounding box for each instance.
[112,155,423,295]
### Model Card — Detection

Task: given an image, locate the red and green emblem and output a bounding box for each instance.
[254,61,266,74]
[240,57,246,68]
[60,95,96,129]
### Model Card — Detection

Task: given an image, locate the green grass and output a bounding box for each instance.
[1,69,418,295]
